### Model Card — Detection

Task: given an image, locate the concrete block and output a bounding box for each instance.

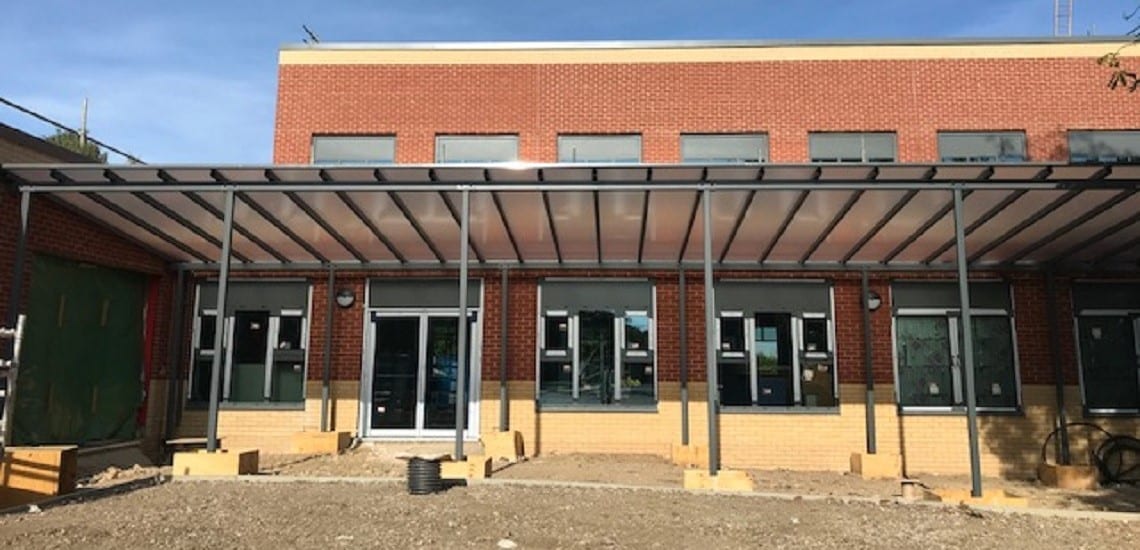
[849,452,901,480]
[481,431,525,462]
[441,455,492,480]
[931,488,1029,508]
[671,444,709,469]
[290,431,352,455]
[1,446,78,509]
[1037,462,1099,490]
[683,469,755,492]
[172,449,259,477]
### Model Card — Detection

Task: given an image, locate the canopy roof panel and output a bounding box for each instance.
[2,162,1138,271]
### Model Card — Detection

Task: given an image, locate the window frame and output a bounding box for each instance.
[1073,309,1140,415]
[680,133,769,164]
[1068,130,1140,164]
[435,134,520,163]
[808,132,897,163]
[937,131,1028,163]
[557,134,642,163]
[311,135,396,165]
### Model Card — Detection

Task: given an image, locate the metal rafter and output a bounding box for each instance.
[373,170,446,263]
[841,189,918,264]
[1094,232,1140,265]
[719,168,764,263]
[760,190,809,263]
[967,189,1082,264]
[489,188,523,263]
[676,170,707,262]
[209,170,329,263]
[1005,189,1136,265]
[1046,209,1140,265]
[593,189,603,263]
[429,169,485,263]
[882,190,973,264]
[265,170,368,263]
[800,189,865,264]
[320,170,407,263]
[636,189,651,263]
[922,190,1030,264]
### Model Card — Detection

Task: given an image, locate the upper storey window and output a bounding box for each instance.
[809,132,896,163]
[1069,131,1140,164]
[558,135,641,163]
[436,135,519,163]
[939,132,1027,163]
[681,134,769,163]
[311,136,395,164]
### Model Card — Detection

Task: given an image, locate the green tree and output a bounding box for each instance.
[1099,6,1140,91]
[43,129,108,162]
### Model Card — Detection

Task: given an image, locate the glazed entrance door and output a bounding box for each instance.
[366,312,477,437]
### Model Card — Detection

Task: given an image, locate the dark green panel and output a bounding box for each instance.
[891,281,1011,311]
[1072,283,1140,312]
[714,280,831,315]
[540,280,652,313]
[199,281,310,316]
[368,279,482,308]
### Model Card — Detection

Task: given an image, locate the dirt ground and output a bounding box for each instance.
[2,480,1137,549]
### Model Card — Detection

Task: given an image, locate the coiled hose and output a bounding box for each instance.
[1041,422,1140,484]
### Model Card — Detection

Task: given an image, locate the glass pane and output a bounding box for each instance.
[803,318,829,353]
[895,316,954,407]
[624,315,650,351]
[436,136,518,162]
[939,132,1027,163]
[621,362,655,405]
[755,313,793,406]
[230,311,269,402]
[969,316,1017,408]
[270,362,304,402]
[371,317,419,429]
[718,362,752,406]
[719,317,745,352]
[424,316,473,429]
[278,316,303,350]
[863,133,897,162]
[810,133,896,162]
[544,314,569,351]
[198,315,217,350]
[540,361,574,404]
[558,135,641,163]
[681,134,768,163]
[190,357,215,402]
[312,136,394,164]
[578,311,616,404]
[1069,131,1140,164]
[1078,316,1140,409]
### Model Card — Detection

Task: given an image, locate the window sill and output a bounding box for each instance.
[898,406,1022,417]
[186,401,305,411]
[720,406,839,415]
[537,403,658,413]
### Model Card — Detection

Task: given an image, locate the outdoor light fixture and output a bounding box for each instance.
[335,288,356,308]
[864,290,882,312]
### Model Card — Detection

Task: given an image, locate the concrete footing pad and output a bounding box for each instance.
[683,469,755,492]
[1037,462,1099,490]
[849,452,901,480]
[172,449,259,477]
[290,431,352,455]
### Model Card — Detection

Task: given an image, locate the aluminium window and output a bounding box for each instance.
[1072,283,1140,413]
[311,135,395,164]
[557,135,641,163]
[436,135,519,163]
[809,132,896,163]
[1069,131,1140,164]
[714,281,836,409]
[892,282,1019,410]
[681,134,769,163]
[938,132,1027,163]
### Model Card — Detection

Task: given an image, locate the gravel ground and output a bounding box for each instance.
[2,481,1137,549]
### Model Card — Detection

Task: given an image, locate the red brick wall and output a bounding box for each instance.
[274,57,1140,164]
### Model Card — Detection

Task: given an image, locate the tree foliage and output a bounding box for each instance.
[43,129,108,162]
[1099,5,1140,91]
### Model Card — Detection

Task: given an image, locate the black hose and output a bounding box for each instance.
[1041,422,1140,485]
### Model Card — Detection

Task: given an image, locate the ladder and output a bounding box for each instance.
[0,315,26,452]
[1054,0,1074,37]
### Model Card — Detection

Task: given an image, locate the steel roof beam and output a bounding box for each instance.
[1005,189,1136,264]
[921,190,1029,264]
[967,190,1082,264]
[801,190,864,264]
[264,170,368,263]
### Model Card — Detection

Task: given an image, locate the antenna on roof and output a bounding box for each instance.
[302,25,321,44]
[1054,0,1074,37]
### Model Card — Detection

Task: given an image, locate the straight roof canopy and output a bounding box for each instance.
[3,162,1140,271]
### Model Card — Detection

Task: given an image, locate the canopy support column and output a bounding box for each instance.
[952,186,983,497]
[861,269,877,454]
[702,187,720,475]
[163,268,186,441]
[320,265,335,432]
[498,265,509,432]
[680,268,689,446]
[205,189,236,453]
[455,187,470,461]
[1046,271,1071,464]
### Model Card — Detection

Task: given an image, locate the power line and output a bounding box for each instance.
[0,96,145,164]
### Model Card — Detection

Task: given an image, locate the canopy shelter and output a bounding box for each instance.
[4,161,1140,496]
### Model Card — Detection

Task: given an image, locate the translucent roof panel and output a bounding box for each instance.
[293,192,399,262]
[886,189,1014,264]
[342,191,437,262]
[546,191,597,261]
[681,190,752,262]
[640,191,699,262]
[807,190,907,262]
[598,191,647,262]
[1026,193,1140,264]
[495,191,558,262]
[765,190,858,263]
[388,192,468,260]
[55,193,186,260]
[722,190,804,262]
[928,191,1070,264]
[444,191,516,261]
[230,194,321,263]
[1072,220,1140,264]
[144,191,274,262]
[94,192,218,260]
[848,190,950,263]
[241,193,355,262]
[971,190,1123,265]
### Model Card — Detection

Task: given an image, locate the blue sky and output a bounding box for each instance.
[1,0,1137,163]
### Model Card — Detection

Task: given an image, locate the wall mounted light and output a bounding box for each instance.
[864,290,882,312]
[335,288,356,308]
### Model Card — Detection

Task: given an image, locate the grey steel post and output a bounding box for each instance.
[320,265,335,432]
[498,266,509,432]
[455,187,470,460]
[679,268,689,446]
[163,268,186,440]
[205,189,236,453]
[1045,271,1071,464]
[702,187,720,475]
[861,269,877,455]
[952,186,983,497]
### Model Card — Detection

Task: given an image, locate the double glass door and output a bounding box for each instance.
[366,312,478,437]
